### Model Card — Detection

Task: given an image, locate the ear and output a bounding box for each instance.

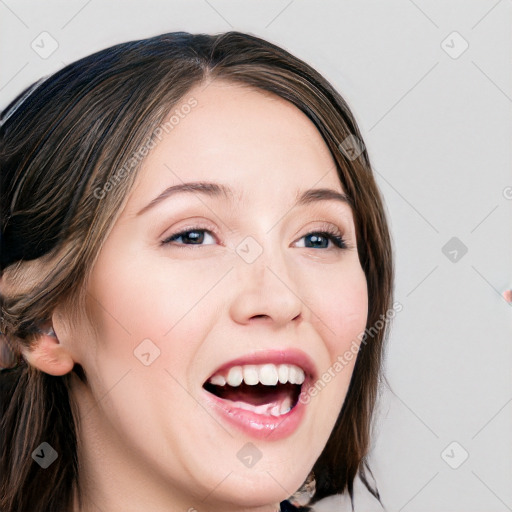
[21,323,75,376]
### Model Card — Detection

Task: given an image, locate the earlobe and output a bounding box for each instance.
[21,329,75,376]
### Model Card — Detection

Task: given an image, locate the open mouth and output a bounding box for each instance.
[203,363,305,417]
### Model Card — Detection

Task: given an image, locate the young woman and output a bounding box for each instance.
[0,31,394,512]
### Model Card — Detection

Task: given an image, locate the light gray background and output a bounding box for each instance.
[1,1,511,511]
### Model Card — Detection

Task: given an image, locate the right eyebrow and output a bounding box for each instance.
[136,182,233,216]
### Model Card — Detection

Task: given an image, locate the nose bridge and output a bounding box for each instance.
[229,233,302,325]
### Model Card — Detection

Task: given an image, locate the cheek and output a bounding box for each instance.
[87,247,181,339]
[85,247,222,385]
[297,261,368,451]
[302,261,368,357]
[80,256,210,440]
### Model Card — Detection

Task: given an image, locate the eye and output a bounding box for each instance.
[161,225,348,250]
[295,229,347,250]
[162,228,217,246]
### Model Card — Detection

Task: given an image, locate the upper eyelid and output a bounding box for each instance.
[163,221,342,236]
[162,217,347,236]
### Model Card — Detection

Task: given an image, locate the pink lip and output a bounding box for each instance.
[202,348,316,441]
[205,348,317,381]
[202,387,308,441]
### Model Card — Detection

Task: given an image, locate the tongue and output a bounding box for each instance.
[227,395,294,416]
[214,382,296,407]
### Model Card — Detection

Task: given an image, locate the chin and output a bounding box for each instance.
[210,469,307,508]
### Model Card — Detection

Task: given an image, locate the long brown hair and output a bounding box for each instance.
[0,31,393,511]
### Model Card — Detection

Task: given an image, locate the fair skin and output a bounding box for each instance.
[23,80,368,512]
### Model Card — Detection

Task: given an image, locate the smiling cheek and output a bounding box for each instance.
[300,260,368,412]
[83,250,211,441]
[86,240,224,387]
[302,258,368,351]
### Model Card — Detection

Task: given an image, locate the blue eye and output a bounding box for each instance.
[297,231,347,250]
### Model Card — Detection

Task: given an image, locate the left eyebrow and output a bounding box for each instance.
[136,181,351,216]
[294,187,352,208]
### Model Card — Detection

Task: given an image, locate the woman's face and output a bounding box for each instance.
[67,80,368,511]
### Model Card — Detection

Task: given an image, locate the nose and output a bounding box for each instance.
[229,246,303,327]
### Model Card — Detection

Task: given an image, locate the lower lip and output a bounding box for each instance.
[202,385,308,441]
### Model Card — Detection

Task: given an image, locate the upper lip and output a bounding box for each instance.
[204,348,317,383]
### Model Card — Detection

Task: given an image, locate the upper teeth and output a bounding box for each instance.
[209,363,305,387]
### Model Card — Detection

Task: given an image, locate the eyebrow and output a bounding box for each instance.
[136,181,351,216]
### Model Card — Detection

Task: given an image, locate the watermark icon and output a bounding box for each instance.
[503,186,512,200]
[299,301,403,404]
[338,134,365,161]
[93,97,198,200]
[31,442,58,469]
[441,31,469,60]
[31,32,59,59]
[133,338,161,366]
[441,441,469,469]
[236,442,262,468]
[235,236,264,264]
[442,236,468,263]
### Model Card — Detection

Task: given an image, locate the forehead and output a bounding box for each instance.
[127,79,344,210]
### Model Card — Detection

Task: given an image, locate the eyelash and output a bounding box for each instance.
[161,224,348,250]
